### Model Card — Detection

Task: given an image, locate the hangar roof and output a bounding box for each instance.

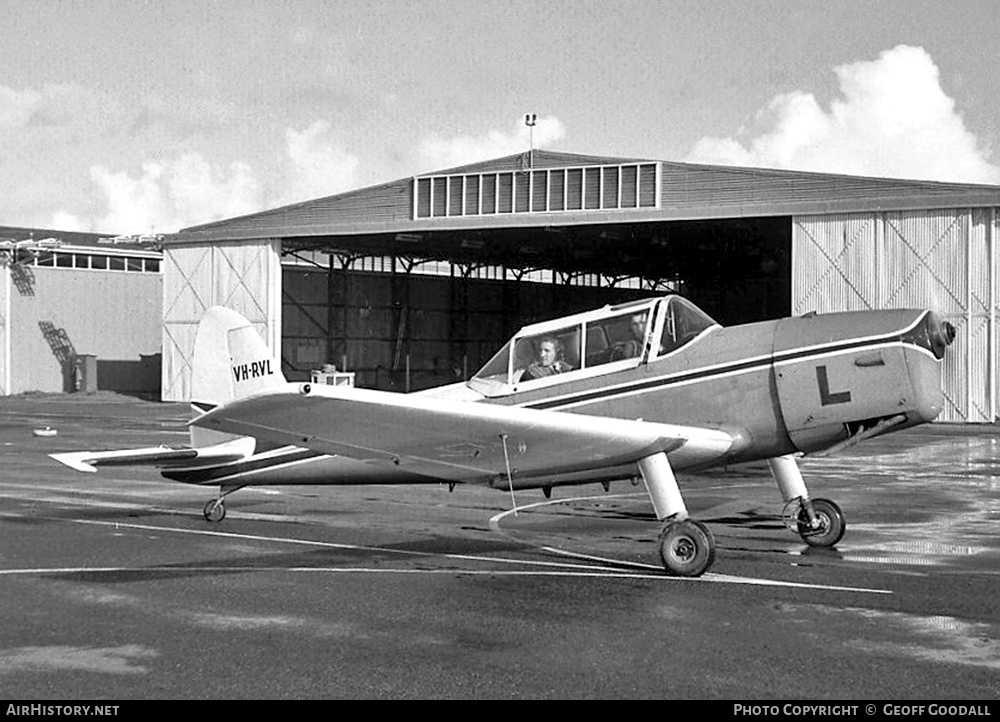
[166,151,1000,280]
[0,225,152,252]
[172,150,1000,245]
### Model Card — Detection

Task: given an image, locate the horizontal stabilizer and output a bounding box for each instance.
[51,437,256,474]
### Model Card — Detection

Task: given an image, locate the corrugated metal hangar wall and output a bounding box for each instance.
[162,240,282,401]
[794,207,999,422]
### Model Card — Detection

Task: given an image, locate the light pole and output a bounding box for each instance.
[524,113,537,167]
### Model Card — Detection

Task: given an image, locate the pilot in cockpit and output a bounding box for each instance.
[620,313,647,358]
[605,312,649,361]
[522,336,574,380]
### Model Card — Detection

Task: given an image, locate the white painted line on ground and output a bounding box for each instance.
[0,566,680,581]
[0,513,650,576]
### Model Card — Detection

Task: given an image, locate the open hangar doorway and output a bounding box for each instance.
[279,215,791,391]
[640,216,791,325]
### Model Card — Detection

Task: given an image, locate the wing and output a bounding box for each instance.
[191,383,735,484]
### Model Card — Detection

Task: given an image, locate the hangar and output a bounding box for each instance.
[160,150,1000,422]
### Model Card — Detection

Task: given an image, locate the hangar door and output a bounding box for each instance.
[162,240,282,401]
[792,208,999,422]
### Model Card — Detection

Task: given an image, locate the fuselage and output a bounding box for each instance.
[164,299,950,491]
[484,308,945,465]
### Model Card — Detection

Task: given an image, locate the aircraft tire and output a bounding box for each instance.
[203,499,226,523]
[797,498,845,547]
[658,520,715,577]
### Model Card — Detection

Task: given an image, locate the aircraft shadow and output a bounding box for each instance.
[43,533,536,585]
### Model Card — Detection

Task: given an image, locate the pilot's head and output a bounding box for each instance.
[537,336,563,367]
[630,313,646,338]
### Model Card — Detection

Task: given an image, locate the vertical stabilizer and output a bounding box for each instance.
[190,306,285,448]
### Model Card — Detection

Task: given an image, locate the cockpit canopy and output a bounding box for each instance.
[468,295,719,397]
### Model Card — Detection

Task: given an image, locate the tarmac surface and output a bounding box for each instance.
[0,392,998,699]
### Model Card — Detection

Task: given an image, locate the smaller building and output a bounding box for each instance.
[0,226,163,396]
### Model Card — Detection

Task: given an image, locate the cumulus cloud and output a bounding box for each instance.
[85,156,263,234]
[53,120,360,234]
[50,211,88,232]
[168,155,261,224]
[89,163,170,234]
[278,120,359,205]
[686,45,1000,184]
[418,115,567,171]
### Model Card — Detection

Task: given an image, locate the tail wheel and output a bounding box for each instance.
[658,520,715,577]
[796,498,845,547]
[203,499,226,523]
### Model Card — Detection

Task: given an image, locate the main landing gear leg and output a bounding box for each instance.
[202,484,246,523]
[639,452,715,577]
[768,455,845,547]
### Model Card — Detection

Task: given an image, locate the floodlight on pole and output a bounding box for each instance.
[525,113,537,167]
[0,236,61,266]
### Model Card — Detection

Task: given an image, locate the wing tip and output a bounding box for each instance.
[49,452,98,473]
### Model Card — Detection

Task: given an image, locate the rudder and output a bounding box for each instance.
[190,306,285,448]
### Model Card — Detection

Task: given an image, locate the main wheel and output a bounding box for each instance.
[797,498,845,547]
[203,499,226,523]
[658,520,715,577]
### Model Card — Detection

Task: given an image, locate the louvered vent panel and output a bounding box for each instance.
[621,166,637,208]
[448,176,463,216]
[602,167,619,209]
[498,173,513,213]
[432,178,447,217]
[584,168,601,210]
[413,162,660,218]
[514,172,530,213]
[465,175,480,215]
[639,164,657,207]
[416,178,432,217]
[549,170,565,211]
[482,175,496,214]
[567,169,583,210]
[531,170,548,212]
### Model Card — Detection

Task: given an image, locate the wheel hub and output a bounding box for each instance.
[802,511,830,536]
[671,536,696,563]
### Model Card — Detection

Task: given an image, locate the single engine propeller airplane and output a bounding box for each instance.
[51,295,955,577]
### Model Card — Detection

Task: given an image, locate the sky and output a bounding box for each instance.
[1,0,998,235]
